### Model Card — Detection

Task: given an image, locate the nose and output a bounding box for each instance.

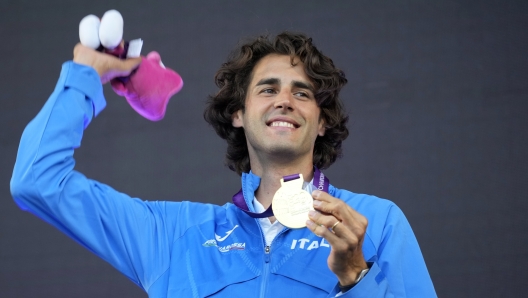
[273,91,294,111]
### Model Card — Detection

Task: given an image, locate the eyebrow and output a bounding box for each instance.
[292,80,314,92]
[255,78,314,92]
[255,78,280,87]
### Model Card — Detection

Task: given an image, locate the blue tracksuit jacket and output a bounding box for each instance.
[10,62,437,297]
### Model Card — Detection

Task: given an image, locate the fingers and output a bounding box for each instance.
[113,57,142,73]
[76,9,136,82]
[307,191,370,284]
[306,190,368,247]
[100,57,141,84]
[308,210,340,233]
[100,57,142,84]
[306,217,339,241]
[74,42,142,83]
[306,210,356,244]
[312,190,368,227]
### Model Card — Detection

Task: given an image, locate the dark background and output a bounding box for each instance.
[1,0,527,297]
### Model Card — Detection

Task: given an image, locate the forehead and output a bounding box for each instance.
[249,54,312,86]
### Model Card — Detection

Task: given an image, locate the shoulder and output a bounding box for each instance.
[143,200,236,236]
[158,200,244,223]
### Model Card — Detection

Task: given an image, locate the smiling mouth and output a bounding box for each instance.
[268,121,299,128]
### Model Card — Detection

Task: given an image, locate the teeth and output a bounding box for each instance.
[271,121,295,128]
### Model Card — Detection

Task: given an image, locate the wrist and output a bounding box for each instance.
[73,58,103,76]
[337,262,369,286]
[73,44,106,76]
[338,263,372,293]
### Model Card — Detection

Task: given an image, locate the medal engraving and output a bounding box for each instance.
[272,174,314,228]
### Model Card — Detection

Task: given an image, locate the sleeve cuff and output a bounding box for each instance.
[331,262,390,298]
[60,61,106,116]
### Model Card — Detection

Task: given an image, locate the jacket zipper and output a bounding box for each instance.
[259,245,271,298]
[258,222,288,298]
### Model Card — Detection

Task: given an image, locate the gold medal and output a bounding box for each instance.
[272,174,314,229]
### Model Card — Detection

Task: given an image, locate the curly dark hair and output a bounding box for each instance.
[204,32,349,175]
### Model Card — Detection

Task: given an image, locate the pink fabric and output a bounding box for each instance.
[111,51,183,121]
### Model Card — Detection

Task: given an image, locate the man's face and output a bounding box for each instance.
[232,54,325,162]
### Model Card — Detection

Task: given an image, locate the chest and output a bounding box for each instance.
[165,217,337,297]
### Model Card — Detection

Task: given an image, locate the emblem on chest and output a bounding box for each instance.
[290,238,330,250]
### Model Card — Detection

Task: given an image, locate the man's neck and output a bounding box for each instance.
[252,159,314,210]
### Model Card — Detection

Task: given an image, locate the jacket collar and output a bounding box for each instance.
[240,171,260,213]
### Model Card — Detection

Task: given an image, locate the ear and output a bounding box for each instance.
[232,110,244,128]
[318,118,326,137]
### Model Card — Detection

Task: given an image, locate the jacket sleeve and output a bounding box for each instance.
[10,61,178,292]
[329,203,437,298]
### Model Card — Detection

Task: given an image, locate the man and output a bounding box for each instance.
[11,32,436,297]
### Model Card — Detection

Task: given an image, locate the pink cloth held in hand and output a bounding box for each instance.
[111,51,183,121]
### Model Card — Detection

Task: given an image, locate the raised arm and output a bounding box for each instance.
[10,46,175,292]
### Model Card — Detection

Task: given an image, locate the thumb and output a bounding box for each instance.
[100,57,143,84]
[116,57,142,74]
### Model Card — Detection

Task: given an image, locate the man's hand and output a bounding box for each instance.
[73,43,142,84]
[306,190,369,286]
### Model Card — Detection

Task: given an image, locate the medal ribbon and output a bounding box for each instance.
[232,168,330,218]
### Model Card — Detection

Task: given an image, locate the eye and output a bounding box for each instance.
[260,88,276,94]
[294,91,311,98]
